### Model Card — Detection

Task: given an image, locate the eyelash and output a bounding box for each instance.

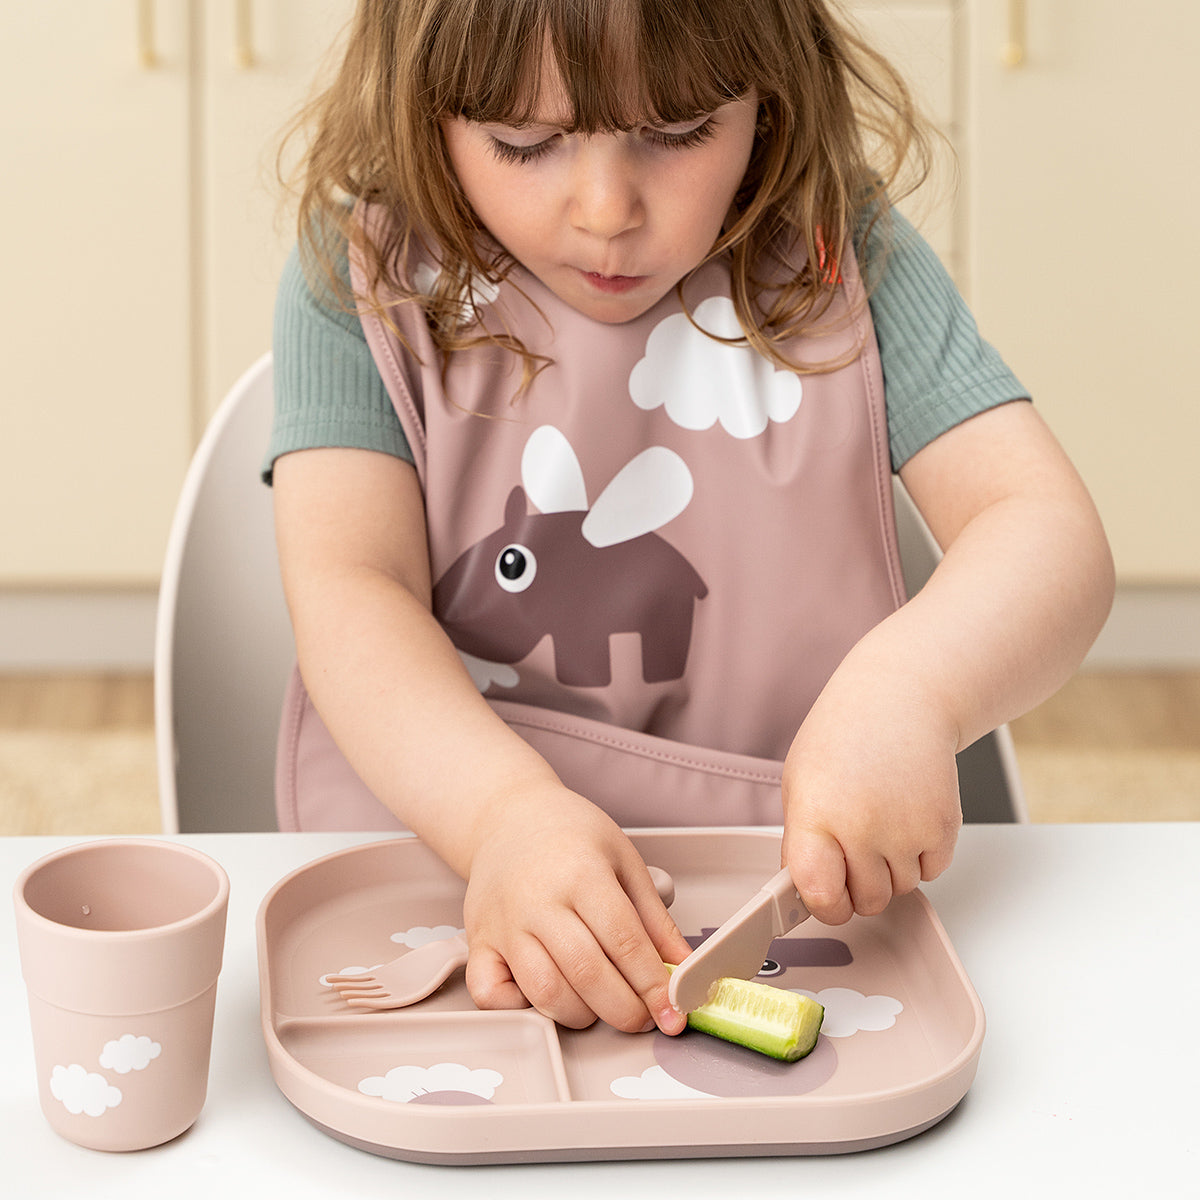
[487,119,718,166]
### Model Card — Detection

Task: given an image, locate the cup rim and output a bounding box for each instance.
[13,836,230,939]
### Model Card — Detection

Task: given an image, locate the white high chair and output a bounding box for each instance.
[155,353,292,833]
[154,352,1025,831]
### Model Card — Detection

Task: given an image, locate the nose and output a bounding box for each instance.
[568,139,644,240]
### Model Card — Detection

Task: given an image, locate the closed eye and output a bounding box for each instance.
[485,118,718,166]
[487,135,558,166]
[643,118,718,152]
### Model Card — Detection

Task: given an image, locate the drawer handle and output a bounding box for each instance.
[1001,0,1027,68]
[137,0,157,68]
[234,0,255,69]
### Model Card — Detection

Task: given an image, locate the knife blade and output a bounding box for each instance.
[667,867,810,1014]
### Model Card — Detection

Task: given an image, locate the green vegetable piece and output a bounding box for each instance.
[679,972,825,1062]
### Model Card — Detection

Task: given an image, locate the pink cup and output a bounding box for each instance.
[13,838,229,1151]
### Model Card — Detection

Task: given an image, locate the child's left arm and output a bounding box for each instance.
[781,399,1114,924]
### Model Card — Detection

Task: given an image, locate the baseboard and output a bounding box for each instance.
[1084,586,1200,669]
[1,585,1197,672]
[0,590,158,671]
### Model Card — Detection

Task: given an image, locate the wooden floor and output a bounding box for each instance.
[0,672,155,732]
[2,669,1196,744]
[0,670,1197,831]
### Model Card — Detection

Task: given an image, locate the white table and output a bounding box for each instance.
[4,825,1197,1198]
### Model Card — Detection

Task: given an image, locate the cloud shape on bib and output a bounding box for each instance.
[629,296,802,439]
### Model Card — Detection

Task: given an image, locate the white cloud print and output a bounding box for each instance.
[792,987,904,1037]
[390,924,465,948]
[359,1063,503,1103]
[610,1065,714,1101]
[99,1034,161,1074]
[50,1064,122,1116]
[629,295,803,439]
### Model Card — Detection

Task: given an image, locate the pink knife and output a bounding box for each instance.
[667,868,810,1014]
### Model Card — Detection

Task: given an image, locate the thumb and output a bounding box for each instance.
[784,826,854,926]
[464,944,531,1011]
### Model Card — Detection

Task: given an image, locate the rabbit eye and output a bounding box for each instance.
[757,958,784,978]
[495,544,537,593]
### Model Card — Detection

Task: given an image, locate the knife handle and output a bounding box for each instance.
[762,868,808,935]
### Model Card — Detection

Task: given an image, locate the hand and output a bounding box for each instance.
[461,783,692,1034]
[780,661,963,926]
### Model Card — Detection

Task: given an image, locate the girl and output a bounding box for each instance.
[268,0,1113,1039]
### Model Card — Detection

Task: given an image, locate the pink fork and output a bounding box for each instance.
[323,866,676,1011]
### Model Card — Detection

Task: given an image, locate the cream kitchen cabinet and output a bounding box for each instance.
[1,0,353,588]
[4,1,1193,597]
[963,1,1200,583]
[856,1,1198,584]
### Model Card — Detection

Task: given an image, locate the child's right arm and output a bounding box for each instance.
[272,445,691,1035]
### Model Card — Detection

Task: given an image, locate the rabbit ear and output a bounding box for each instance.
[521,426,588,514]
[582,447,693,548]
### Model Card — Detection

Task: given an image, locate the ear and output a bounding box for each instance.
[504,486,528,527]
[521,425,588,514]
[582,447,693,548]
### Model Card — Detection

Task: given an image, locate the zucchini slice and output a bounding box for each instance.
[677,972,824,1062]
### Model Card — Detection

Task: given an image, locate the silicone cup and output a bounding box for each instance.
[13,839,229,1151]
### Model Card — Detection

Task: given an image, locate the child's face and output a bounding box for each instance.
[442,70,758,325]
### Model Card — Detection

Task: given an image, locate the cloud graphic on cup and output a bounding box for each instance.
[99,1034,162,1074]
[792,987,903,1037]
[630,296,803,439]
[359,1063,503,1103]
[610,1065,714,1101]
[50,1064,123,1116]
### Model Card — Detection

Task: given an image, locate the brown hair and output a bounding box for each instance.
[283,0,936,375]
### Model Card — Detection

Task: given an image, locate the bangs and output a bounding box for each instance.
[419,0,761,130]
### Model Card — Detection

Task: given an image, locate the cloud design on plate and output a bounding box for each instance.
[318,964,383,987]
[99,1034,161,1074]
[610,1065,714,1101]
[390,924,465,948]
[50,1064,122,1116]
[792,987,904,1037]
[359,1063,503,1103]
[458,650,519,693]
[629,295,803,439]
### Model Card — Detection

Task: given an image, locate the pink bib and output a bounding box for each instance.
[276,215,906,831]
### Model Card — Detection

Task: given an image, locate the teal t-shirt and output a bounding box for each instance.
[265,209,1026,481]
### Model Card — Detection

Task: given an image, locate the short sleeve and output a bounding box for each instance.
[864,210,1029,470]
[263,242,413,483]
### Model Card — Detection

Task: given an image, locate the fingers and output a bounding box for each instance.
[466,865,688,1035]
[785,825,949,924]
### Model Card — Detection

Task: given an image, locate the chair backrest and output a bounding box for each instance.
[155,353,293,832]
[154,356,1023,830]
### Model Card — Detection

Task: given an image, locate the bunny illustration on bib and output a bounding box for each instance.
[433,426,706,688]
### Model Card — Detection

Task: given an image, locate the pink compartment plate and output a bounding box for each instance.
[256,830,984,1163]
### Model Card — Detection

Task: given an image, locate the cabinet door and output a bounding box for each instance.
[0,1,192,584]
[848,1,962,281]
[202,0,356,419]
[966,1,1200,581]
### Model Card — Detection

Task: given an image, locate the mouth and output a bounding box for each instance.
[578,270,647,295]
